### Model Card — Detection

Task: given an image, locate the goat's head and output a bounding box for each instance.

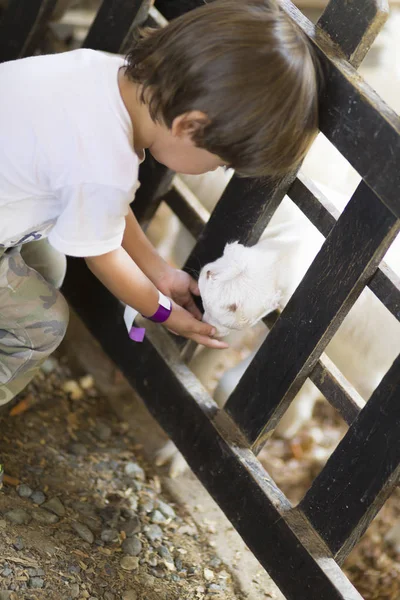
[198,241,282,337]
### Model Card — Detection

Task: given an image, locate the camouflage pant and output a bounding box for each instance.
[0,240,69,405]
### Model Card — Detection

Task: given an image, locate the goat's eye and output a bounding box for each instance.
[206,270,212,280]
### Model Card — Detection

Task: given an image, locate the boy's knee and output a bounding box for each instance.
[35,291,69,354]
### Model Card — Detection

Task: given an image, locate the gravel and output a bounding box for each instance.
[31,508,59,525]
[71,521,94,544]
[42,497,65,517]
[5,509,32,525]
[143,524,163,543]
[120,556,139,572]
[121,515,140,536]
[16,484,33,498]
[124,462,145,481]
[30,490,46,505]
[121,536,142,556]
[28,577,45,589]
[100,528,119,543]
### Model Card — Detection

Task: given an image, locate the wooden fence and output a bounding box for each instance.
[1,1,399,598]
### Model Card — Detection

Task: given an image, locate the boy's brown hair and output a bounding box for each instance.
[125,0,321,179]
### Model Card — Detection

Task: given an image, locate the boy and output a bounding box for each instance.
[0,0,319,404]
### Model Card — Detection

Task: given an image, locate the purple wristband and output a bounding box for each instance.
[144,292,172,323]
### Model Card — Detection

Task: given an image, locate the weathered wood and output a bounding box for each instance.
[163,177,210,240]
[225,182,399,452]
[0,0,58,62]
[155,0,203,21]
[83,0,150,53]
[300,353,400,563]
[133,157,174,229]
[62,256,363,600]
[318,0,389,69]
[289,175,400,320]
[310,354,364,424]
[184,172,296,276]
[280,0,400,219]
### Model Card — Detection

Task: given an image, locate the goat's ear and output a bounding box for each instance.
[223,241,240,255]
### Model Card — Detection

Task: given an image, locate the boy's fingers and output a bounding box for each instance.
[193,335,229,349]
[194,320,216,337]
[184,296,202,320]
[189,277,200,296]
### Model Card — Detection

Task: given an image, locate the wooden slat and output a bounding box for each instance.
[83,0,149,53]
[133,158,174,229]
[289,176,400,320]
[280,0,400,219]
[163,177,210,239]
[62,256,363,600]
[310,354,365,424]
[154,0,204,21]
[318,0,389,69]
[184,172,297,276]
[0,0,58,62]
[225,182,399,452]
[300,353,400,563]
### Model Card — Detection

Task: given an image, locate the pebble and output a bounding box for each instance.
[124,462,145,481]
[31,490,46,505]
[2,568,12,577]
[100,528,119,543]
[0,520,6,529]
[121,536,142,556]
[121,516,141,537]
[71,522,94,544]
[170,574,180,583]
[122,591,137,600]
[150,510,167,524]
[27,568,45,577]
[204,568,214,581]
[5,509,32,525]
[175,558,183,571]
[32,508,59,525]
[208,583,223,593]
[79,374,94,390]
[42,497,66,517]
[147,553,158,567]
[28,577,44,589]
[139,498,154,514]
[99,506,120,526]
[41,357,58,374]
[151,567,165,579]
[144,524,163,543]
[13,536,25,551]
[103,593,115,600]
[62,380,84,400]
[17,483,33,498]
[120,556,139,571]
[128,495,139,512]
[93,422,112,442]
[158,545,173,562]
[209,556,222,569]
[69,443,88,457]
[156,500,176,519]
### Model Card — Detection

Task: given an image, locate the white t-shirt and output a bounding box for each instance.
[0,49,141,257]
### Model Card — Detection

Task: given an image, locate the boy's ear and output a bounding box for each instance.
[171,111,210,139]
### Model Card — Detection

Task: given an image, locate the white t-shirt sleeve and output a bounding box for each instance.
[48,183,132,257]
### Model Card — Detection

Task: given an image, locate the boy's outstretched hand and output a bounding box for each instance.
[165,300,228,349]
[157,267,201,319]
[156,267,228,349]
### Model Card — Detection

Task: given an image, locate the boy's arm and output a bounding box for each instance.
[85,247,228,349]
[121,207,201,318]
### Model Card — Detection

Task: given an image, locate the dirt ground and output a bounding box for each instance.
[0,357,244,600]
